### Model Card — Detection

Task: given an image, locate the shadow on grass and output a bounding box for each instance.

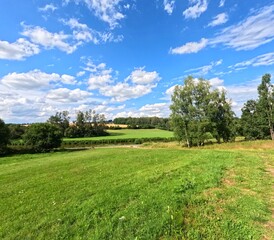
[108,132,126,137]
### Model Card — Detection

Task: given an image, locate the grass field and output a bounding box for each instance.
[0,143,273,239]
[63,129,174,141]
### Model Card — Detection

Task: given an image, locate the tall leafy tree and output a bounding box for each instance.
[208,90,235,143]
[170,76,212,147]
[257,74,274,140]
[241,100,265,140]
[170,76,235,147]
[241,74,274,140]
[47,111,70,136]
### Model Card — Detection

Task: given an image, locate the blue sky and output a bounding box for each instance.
[1,0,274,123]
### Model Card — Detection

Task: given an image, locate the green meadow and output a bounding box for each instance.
[63,129,174,141]
[0,142,273,239]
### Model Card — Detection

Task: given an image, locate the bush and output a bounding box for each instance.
[0,119,10,155]
[23,123,62,152]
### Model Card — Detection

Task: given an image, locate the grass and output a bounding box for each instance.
[63,129,174,141]
[0,143,273,239]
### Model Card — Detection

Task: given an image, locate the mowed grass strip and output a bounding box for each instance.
[63,129,174,141]
[0,148,273,239]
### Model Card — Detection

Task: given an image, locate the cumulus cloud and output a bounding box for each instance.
[170,38,208,54]
[38,4,57,12]
[207,13,228,27]
[21,24,78,54]
[47,88,91,102]
[0,38,40,60]
[126,67,161,84]
[208,77,224,87]
[163,0,175,15]
[86,62,160,102]
[183,0,208,19]
[1,69,76,90]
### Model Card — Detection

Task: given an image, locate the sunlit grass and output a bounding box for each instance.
[0,146,273,239]
[63,129,174,141]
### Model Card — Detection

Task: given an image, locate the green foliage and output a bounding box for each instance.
[170,76,235,147]
[7,124,26,140]
[47,111,70,136]
[23,123,62,152]
[0,119,10,154]
[241,74,274,140]
[113,117,171,130]
[0,147,272,239]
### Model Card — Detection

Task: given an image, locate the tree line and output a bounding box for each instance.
[1,73,274,153]
[0,110,108,154]
[170,74,274,147]
[113,117,170,130]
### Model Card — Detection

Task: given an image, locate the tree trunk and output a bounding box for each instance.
[270,128,274,140]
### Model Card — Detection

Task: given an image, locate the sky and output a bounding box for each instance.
[1,0,274,123]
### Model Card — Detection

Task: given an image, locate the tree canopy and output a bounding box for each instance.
[0,119,10,154]
[170,76,235,147]
[23,123,62,152]
[241,73,274,140]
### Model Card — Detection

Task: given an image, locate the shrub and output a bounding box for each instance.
[23,123,62,152]
[0,119,10,155]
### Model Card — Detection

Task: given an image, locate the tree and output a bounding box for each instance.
[47,111,70,136]
[170,76,212,147]
[0,119,10,154]
[257,74,274,140]
[241,100,266,140]
[7,124,26,140]
[170,76,235,147]
[208,90,235,143]
[241,74,274,140]
[23,123,62,152]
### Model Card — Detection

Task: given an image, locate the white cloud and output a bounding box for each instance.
[164,0,175,15]
[77,71,86,77]
[38,4,57,12]
[183,0,208,19]
[63,18,123,44]
[72,0,125,28]
[219,0,225,7]
[208,13,228,27]
[1,69,76,90]
[126,67,161,84]
[0,38,40,60]
[21,24,78,53]
[210,5,274,50]
[139,103,170,117]
[232,52,274,68]
[170,38,208,54]
[47,88,91,102]
[101,83,156,102]
[88,74,113,90]
[87,62,113,90]
[185,59,223,75]
[208,77,224,87]
[86,62,160,102]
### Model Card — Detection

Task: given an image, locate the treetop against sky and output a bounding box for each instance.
[1,0,274,123]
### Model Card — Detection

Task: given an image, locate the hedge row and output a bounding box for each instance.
[61,137,175,147]
[9,137,175,149]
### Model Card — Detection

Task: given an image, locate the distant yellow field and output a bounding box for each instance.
[105,123,128,128]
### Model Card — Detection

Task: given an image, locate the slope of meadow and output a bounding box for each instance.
[0,144,273,239]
